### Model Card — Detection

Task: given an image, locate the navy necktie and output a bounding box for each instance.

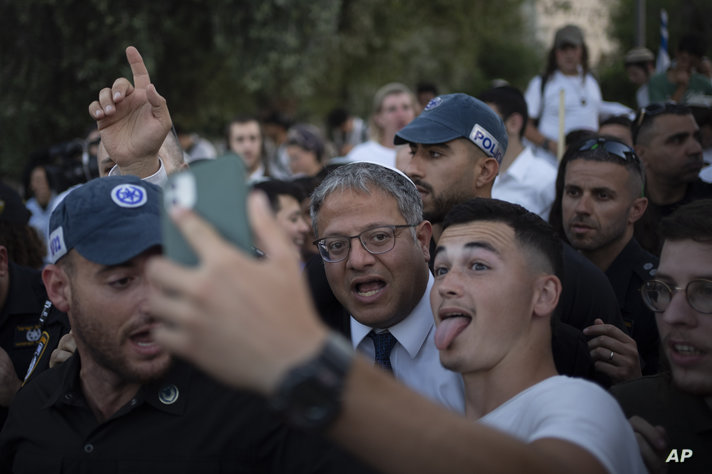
[368,330,397,373]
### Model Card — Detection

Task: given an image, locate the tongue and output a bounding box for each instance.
[435,317,471,350]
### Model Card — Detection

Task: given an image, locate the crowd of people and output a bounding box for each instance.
[1,22,711,473]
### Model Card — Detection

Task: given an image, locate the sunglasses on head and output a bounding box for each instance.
[576,137,640,163]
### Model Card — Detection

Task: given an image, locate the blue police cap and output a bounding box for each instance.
[48,176,161,265]
[394,93,508,164]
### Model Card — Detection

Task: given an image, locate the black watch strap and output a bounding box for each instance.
[271,332,354,431]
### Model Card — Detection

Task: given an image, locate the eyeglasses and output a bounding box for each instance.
[641,279,712,314]
[314,224,416,263]
[577,137,640,164]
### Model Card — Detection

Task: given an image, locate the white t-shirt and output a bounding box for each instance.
[480,376,646,474]
[345,140,397,169]
[492,146,557,220]
[525,70,602,140]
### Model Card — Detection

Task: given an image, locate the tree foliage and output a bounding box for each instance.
[1,0,540,180]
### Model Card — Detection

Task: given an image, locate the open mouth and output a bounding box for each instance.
[435,311,472,350]
[353,278,386,299]
[129,328,163,356]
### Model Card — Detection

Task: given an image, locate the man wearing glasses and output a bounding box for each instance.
[308,162,465,412]
[558,137,660,382]
[633,102,712,256]
[612,199,712,473]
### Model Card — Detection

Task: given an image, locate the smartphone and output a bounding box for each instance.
[161,154,253,266]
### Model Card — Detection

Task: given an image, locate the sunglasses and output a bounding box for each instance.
[576,137,640,164]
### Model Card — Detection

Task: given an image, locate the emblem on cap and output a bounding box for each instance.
[158,384,179,405]
[469,124,503,162]
[48,226,67,263]
[424,97,443,111]
[111,184,147,208]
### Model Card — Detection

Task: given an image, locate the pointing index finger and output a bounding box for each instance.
[126,46,151,90]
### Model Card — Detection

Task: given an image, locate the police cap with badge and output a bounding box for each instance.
[394,92,508,164]
[48,176,162,265]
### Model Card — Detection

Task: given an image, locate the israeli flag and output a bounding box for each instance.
[656,9,671,73]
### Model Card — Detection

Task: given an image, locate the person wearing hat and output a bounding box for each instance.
[395,92,629,384]
[523,24,603,163]
[0,182,70,427]
[624,47,656,108]
[0,175,373,473]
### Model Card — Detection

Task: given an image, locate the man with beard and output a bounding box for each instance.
[395,93,624,380]
[612,199,712,473]
[559,137,659,381]
[633,102,712,256]
[146,196,646,474]
[0,53,373,473]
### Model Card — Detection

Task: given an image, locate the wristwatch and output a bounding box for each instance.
[271,332,355,431]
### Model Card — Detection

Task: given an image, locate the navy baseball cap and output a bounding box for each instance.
[394,93,508,164]
[48,176,162,265]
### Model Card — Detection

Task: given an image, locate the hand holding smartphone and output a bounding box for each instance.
[161,155,253,266]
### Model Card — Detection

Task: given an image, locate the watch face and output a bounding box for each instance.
[285,371,341,429]
[272,334,354,430]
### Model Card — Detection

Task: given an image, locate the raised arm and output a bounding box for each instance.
[88,46,172,178]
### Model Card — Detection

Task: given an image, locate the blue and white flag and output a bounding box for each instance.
[656,9,671,73]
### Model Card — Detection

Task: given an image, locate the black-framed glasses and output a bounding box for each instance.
[314,224,417,263]
[577,137,640,164]
[641,279,712,314]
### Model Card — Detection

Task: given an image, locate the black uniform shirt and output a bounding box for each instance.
[0,262,70,425]
[612,373,712,474]
[605,238,660,375]
[0,354,375,474]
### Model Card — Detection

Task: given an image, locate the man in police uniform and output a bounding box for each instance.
[0,182,69,427]
[559,137,659,381]
[0,176,372,473]
[394,92,623,380]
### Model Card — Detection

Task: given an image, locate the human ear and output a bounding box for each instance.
[42,264,72,313]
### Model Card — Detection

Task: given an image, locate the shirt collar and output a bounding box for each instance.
[350,272,435,359]
[43,354,191,417]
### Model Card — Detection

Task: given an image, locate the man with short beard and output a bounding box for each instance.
[0,176,372,474]
[559,137,659,381]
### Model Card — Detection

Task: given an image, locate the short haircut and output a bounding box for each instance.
[478,86,529,138]
[565,136,645,198]
[659,199,712,244]
[286,124,326,163]
[600,115,633,129]
[549,136,645,240]
[310,162,422,236]
[225,115,261,143]
[251,179,305,213]
[442,197,563,278]
[370,83,417,142]
[633,103,692,145]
